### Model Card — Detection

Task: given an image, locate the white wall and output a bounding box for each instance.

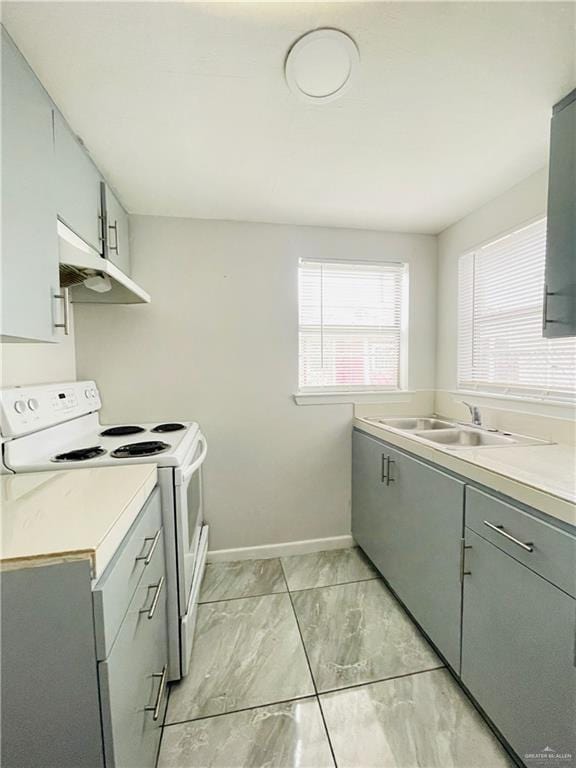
[1,308,77,387]
[75,217,437,551]
[435,167,575,434]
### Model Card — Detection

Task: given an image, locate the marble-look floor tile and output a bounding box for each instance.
[159,698,334,768]
[166,593,314,722]
[200,559,286,602]
[281,547,378,591]
[320,669,513,768]
[292,579,441,692]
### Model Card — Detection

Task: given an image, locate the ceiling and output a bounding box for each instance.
[3,1,575,234]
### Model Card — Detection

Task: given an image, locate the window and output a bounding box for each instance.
[458,218,576,401]
[298,260,408,391]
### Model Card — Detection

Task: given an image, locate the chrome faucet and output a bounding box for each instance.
[462,401,482,427]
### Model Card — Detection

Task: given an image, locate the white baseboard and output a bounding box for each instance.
[207,534,354,563]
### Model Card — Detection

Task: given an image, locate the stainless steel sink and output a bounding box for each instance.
[412,427,551,449]
[413,428,516,448]
[364,415,552,449]
[371,417,456,431]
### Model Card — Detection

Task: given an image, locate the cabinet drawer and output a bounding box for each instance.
[98,528,168,768]
[466,487,576,597]
[93,487,162,659]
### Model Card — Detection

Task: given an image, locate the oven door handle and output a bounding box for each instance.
[180,435,208,483]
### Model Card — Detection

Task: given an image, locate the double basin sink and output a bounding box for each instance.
[366,417,551,450]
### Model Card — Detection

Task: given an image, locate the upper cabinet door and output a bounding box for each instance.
[1,29,60,342]
[54,111,103,253]
[544,90,576,338]
[101,183,131,275]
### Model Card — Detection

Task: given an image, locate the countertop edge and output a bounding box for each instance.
[92,465,158,579]
[1,464,159,575]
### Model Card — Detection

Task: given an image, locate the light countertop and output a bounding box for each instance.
[354,418,576,529]
[1,464,157,577]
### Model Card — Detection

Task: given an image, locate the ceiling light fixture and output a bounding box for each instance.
[285,28,359,104]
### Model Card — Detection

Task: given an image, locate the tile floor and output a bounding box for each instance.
[158,547,513,768]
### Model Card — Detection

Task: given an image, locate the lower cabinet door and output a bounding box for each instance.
[99,531,168,768]
[352,430,388,574]
[462,529,576,764]
[352,430,464,671]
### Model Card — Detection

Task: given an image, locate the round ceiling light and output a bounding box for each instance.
[285,29,359,104]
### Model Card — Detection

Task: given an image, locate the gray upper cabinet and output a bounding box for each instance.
[101,182,131,275]
[352,430,465,671]
[544,89,576,338]
[1,28,60,343]
[54,110,103,252]
[462,528,576,763]
[2,27,139,343]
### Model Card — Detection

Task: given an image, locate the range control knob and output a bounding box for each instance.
[27,398,39,411]
[84,389,91,398]
[14,400,27,414]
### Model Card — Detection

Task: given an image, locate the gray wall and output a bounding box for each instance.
[75,217,437,550]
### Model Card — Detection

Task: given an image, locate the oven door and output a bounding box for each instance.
[180,523,209,677]
[174,432,208,615]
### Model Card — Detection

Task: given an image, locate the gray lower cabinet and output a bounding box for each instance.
[1,559,104,768]
[352,429,465,671]
[1,27,60,343]
[54,110,104,252]
[352,428,576,766]
[461,528,576,763]
[99,529,168,768]
[0,486,168,768]
[544,89,576,338]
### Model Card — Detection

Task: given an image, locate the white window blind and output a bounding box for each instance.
[458,218,576,401]
[298,260,408,391]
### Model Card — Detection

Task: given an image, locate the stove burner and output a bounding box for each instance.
[100,426,146,437]
[111,441,170,459]
[52,446,106,462]
[151,423,186,433]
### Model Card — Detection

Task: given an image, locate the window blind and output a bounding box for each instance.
[458,218,576,401]
[298,260,408,391]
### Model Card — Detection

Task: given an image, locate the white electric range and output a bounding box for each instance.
[0,380,208,681]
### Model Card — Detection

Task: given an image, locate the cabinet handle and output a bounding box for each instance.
[53,288,70,335]
[386,457,395,486]
[145,665,167,721]
[98,214,105,244]
[542,283,559,329]
[108,220,119,254]
[483,521,534,553]
[381,454,387,483]
[136,529,162,566]
[459,538,472,581]
[140,576,165,620]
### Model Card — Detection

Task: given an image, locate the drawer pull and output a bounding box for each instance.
[381,454,387,483]
[140,576,165,620]
[483,521,534,553]
[145,665,167,721]
[136,529,162,566]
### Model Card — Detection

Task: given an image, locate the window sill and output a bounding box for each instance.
[454,389,575,409]
[293,390,415,406]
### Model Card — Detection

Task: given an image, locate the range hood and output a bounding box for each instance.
[58,220,150,304]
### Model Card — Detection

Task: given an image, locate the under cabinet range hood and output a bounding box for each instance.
[58,221,150,304]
